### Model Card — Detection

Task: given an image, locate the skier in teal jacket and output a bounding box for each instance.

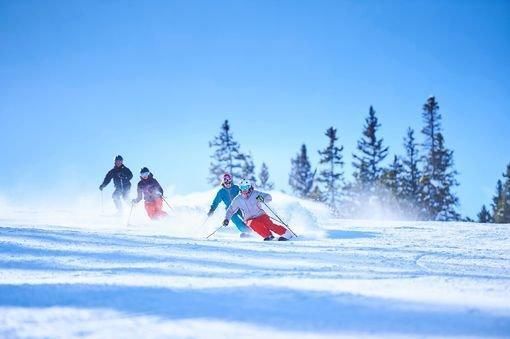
[208,173,251,236]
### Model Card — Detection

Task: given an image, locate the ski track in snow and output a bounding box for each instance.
[0,203,509,338]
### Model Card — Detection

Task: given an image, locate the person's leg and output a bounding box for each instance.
[145,201,157,219]
[260,214,288,236]
[246,216,272,238]
[153,198,168,219]
[112,189,123,212]
[231,213,250,233]
[122,188,130,204]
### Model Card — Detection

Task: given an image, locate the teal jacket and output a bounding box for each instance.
[210,185,241,212]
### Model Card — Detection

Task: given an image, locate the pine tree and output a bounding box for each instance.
[258,162,274,190]
[477,205,492,223]
[494,163,510,223]
[240,152,257,186]
[352,106,389,194]
[491,180,503,219]
[289,144,315,198]
[379,155,405,215]
[208,120,244,185]
[401,128,422,217]
[425,133,460,220]
[317,127,345,214]
[308,185,326,202]
[420,97,460,220]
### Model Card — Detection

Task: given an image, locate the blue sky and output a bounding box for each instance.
[1,0,509,217]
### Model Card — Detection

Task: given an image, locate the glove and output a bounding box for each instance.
[99,184,104,191]
[222,219,229,227]
[256,195,264,202]
[207,209,214,217]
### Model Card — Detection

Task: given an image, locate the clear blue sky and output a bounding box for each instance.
[1,0,509,218]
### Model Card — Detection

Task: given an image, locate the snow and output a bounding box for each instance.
[0,191,509,338]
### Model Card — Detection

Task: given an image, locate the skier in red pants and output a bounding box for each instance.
[223,179,292,241]
[132,167,168,220]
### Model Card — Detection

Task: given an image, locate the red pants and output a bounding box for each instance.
[247,214,287,238]
[144,198,168,220]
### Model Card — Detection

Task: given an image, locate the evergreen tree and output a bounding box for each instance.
[401,128,422,217]
[352,106,389,194]
[289,144,315,198]
[477,205,492,223]
[208,120,244,185]
[308,185,326,202]
[491,180,503,219]
[421,133,460,220]
[381,156,404,197]
[494,163,510,223]
[258,162,274,190]
[240,152,257,186]
[420,97,460,220]
[317,127,345,214]
[379,155,405,215]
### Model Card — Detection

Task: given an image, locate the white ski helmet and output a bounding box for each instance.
[239,179,252,192]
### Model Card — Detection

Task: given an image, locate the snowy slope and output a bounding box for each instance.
[0,191,509,338]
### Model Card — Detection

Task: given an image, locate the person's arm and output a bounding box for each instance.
[100,169,113,189]
[225,197,240,220]
[256,190,272,203]
[153,179,164,196]
[125,167,133,181]
[132,182,143,203]
[210,190,222,212]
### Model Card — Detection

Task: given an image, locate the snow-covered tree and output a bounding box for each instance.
[379,155,405,213]
[477,205,492,223]
[352,106,389,195]
[492,180,503,220]
[420,97,460,220]
[289,144,315,198]
[494,163,510,223]
[240,152,257,186]
[208,120,244,185]
[308,185,326,203]
[317,127,345,214]
[258,162,274,190]
[400,128,423,217]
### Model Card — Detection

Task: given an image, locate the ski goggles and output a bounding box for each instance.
[140,171,150,178]
[239,184,251,192]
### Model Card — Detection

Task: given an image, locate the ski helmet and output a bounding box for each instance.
[222,173,232,184]
[140,167,150,178]
[239,179,251,192]
[115,155,123,161]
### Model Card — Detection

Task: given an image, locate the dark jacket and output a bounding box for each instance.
[101,165,133,191]
[134,174,164,202]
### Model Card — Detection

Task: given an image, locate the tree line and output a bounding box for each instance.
[208,96,509,222]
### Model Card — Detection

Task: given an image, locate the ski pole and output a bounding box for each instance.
[126,203,135,226]
[261,201,298,237]
[201,215,210,228]
[162,196,175,211]
[206,224,224,239]
[101,191,104,214]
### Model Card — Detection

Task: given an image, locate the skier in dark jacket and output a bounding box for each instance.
[99,155,133,213]
[132,167,168,220]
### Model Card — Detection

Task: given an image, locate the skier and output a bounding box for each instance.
[208,173,251,237]
[131,167,168,220]
[223,179,293,241]
[99,155,133,214]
